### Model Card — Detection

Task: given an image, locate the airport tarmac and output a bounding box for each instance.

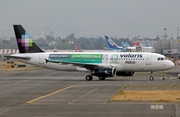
[0,66,180,117]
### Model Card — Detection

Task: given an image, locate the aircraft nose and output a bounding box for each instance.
[168,61,175,69]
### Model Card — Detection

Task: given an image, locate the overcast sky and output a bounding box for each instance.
[1,0,180,39]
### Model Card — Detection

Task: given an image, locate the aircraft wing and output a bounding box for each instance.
[45,59,112,70]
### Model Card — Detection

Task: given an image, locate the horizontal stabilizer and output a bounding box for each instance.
[4,55,31,60]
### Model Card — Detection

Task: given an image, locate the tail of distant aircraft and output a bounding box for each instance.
[122,41,136,50]
[121,42,127,48]
[104,36,125,51]
[73,42,83,52]
[145,40,151,47]
[132,41,142,47]
[13,25,44,53]
[122,42,131,47]
[124,42,130,47]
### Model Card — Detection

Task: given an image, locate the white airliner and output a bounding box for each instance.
[7,25,174,81]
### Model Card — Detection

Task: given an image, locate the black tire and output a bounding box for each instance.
[149,77,154,81]
[85,75,93,81]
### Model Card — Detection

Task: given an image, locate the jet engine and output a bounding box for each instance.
[116,71,135,76]
[91,67,116,77]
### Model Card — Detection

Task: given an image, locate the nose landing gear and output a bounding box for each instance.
[149,71,154,81]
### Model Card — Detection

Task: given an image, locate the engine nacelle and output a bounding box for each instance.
[116,71,135,76]
[91,68,116,77]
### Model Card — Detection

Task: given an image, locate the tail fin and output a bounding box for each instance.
[133,41,142,47]
[145,40,151,47]
[73,42,83,52]
[121,42,127,48]
[13,25,44,53]
[125,42,130,47]
[104,36,125,51]
[121,42,127,51]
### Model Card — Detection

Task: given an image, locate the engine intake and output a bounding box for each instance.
[91,67,116,77]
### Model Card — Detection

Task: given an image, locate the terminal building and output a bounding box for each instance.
[138,39,180,56]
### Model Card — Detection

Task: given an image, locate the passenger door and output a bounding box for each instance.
[39,54,45,66]
[146,54,152,65]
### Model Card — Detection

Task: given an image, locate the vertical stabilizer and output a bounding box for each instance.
[125,42,130,47]
[145,40,151,47]
[13,25,44,53]
[73,42,83,52]
[104,36,125,51]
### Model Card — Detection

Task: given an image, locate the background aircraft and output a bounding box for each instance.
[104,36,126,51]
[105,36,137,52]
[122,42,136,50]
[73,42,83,52]
[133,40,153,52]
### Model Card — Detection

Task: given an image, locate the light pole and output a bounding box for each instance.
[164,28,167,40]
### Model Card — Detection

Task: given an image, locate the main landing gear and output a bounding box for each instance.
[149,71,154,81]
[85,75,106,81]
[85,75,93,81]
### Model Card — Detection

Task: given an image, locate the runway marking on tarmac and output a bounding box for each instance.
[27,85,76,104]
[0,71,59,89]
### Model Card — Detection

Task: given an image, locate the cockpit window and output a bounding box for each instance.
[157,57,167,61]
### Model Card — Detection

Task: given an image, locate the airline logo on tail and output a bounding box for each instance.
[107,38,116,46]
[18,32,34,51]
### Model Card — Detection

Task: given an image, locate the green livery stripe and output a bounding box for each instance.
[70,54,102,59]
[49,54,103,64]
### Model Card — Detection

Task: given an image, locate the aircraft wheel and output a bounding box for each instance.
[85,75,93,81]
[149,77,154,81]
[99,76,106,80]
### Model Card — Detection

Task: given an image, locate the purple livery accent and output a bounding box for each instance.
[18,32,34,50]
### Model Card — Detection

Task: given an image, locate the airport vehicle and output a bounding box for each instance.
[7,25,174,81]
